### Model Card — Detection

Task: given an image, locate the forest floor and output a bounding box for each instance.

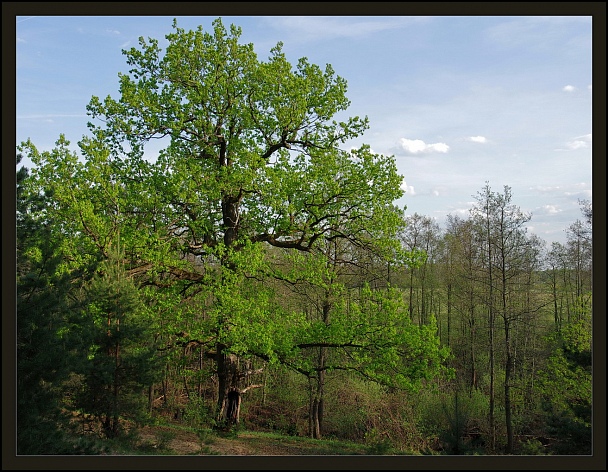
[134,423,372,456]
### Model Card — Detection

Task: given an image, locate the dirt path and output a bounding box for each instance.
[137,425,367,455]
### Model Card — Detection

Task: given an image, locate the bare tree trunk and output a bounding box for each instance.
[504,321,514,453]
[311,398,321,439]
[469,314,478,393]
[308,379,314,438]
[489,304,496,451]
[308,295,330,439]
[446,283,452,348]
[311,351,326,439]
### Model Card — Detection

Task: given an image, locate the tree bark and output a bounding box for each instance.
[215,349,241,428]
[309,297,330,439]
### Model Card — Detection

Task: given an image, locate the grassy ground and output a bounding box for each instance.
[128,423,391,455]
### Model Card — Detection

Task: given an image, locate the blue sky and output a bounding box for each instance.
[15,14,594,246]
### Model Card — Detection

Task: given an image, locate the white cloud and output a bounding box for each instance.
[553,134,592,152]
[565,133,592,150]
[401,181,416,195]
[566,140,587,150]
[397,138,449,155]
[541,204,562,215]
[562,85,576,92]
[467,136,487,143]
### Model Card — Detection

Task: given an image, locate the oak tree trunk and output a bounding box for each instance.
[216,348,242,428]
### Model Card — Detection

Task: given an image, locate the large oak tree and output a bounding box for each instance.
[19,18,450,430]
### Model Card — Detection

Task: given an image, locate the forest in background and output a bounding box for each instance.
[15,18,593,456]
